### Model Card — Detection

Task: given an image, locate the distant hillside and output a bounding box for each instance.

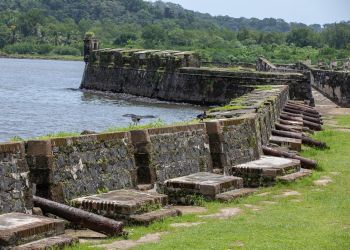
[0,0,327,32]
[0,0,349,63]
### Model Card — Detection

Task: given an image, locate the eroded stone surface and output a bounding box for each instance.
[228,156,301,187]
[172,206,208,215]
[0,213,65,247]
[216,188,258,202]
[130,208,180,225]
[13,235,77,250]
[244,204,261,211]
[170,222,204,228]
[199,208,242,219]
[277,168,312,183]
[260,201,277,205]
[164,172,243,203]
[269,136,302,151]
[72,189,168,219]
[64,229,107,240]
[275,190,301,197]
[314,176,333,186]
[93,232,166,250]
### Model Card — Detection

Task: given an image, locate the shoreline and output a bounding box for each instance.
[0,53,82,62]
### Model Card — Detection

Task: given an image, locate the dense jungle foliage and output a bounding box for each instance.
[0,0,349,63]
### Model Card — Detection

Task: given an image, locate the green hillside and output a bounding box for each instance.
[0,0,349,62]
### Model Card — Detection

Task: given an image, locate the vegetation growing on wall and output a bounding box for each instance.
[0,0,349,63]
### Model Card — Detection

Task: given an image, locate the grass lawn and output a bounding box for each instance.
[335,115,350,127]
[67,128,350,250]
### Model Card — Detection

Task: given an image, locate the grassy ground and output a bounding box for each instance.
[67,126,350,250]
[335,115,350,127]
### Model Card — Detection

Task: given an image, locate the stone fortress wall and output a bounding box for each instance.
[80,38,312,104]
[0,37,312,214]
[0,83,289,213]
[257,57,350,107]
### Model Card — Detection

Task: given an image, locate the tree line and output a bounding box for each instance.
[0,0,349,63]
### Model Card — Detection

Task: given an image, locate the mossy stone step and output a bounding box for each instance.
[130,208,181,225]
[277,168,312,183]
[72,189,168,221]
[0,213,65,248]
[270,136,302,151]
[13,235,77,250]
[216,188,258,202]
[164,172,243,204]
[228,156,301,187]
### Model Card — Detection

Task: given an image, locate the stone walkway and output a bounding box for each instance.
[312,89,350,132]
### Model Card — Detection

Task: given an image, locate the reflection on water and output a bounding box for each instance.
[0,58,203,141]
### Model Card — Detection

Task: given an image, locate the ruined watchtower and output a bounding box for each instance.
[83,33,99,63]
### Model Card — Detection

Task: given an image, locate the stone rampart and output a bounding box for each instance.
[27,133,135,203]
[81,49,311,104]
[0,142,32,214]
[148,124,212,184]
[310,68,350,107]
[0,79,290,212]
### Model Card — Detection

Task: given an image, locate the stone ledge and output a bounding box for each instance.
[270,136,302,151]
[164,172,243,201]
[0,213,65,247]
[72,189,168,217]
[228,156,301,187]
[216,188,258,202]
[13,235,77,250]
[0,142,25,154]
[148,124,205,135]
[130,208,181,225]
[277,168,312,183]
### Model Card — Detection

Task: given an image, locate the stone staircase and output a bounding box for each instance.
[0,213,76,250]
[72,189,180,225]
[164,172,254,204]
[227,156,311,187]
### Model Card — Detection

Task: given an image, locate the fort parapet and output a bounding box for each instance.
[80,40,312,105]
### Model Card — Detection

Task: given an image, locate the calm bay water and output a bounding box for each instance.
[0,58,203,141]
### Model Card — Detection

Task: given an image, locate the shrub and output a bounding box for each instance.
[3,42,37,54]
[51,46,81,56]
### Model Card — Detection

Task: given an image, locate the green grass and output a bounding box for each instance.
[66,128,350,250]
[335,115,350,127]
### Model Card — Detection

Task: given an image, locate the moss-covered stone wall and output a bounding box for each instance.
[81,49,310,105]
[0,142,32,214]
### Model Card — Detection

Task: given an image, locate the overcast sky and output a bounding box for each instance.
[147,0,350,25]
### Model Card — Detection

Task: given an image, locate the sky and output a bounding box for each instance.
[147,0,350,25]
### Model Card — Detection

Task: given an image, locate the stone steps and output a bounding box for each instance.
[269,136,302,151]
[130,208,181,225]
[13,235,77,250]
[216,188,258,202]
[227,156,301,187]
[277,168,312,183]
[164,172,243,204]
[0,213,65,249]
[72,189,171,224]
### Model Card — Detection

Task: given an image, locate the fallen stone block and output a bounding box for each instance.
[72,189,168,221]
[13,235,77,250]
[277,169,312,183]
[216,188,258,202]
[269,135,302,151]
[130,208,181,225]
[164,172,243,204]
[0,213,65,248]
[228,156,301,187]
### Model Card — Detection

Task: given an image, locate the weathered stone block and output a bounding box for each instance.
[0,213,65,247]
[164,172,243,203]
